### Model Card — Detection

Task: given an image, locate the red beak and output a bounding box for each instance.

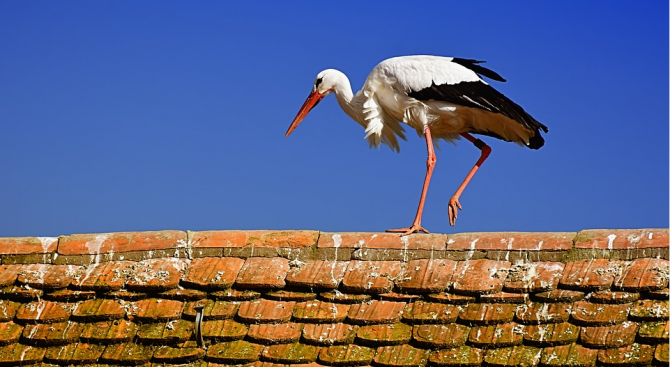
[285,90,325,138]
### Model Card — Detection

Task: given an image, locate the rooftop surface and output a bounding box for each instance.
[0,228,667,366]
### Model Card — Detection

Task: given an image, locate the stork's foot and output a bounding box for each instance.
[448,197,462,226]
[386,225,430,236]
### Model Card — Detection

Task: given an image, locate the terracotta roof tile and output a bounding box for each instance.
[15,300,71,324]
[0,265,24,288]
[210,288,260,301]
[318,232,446,250]
[125,258,187,291]
[137,319,193,344]
[22,321,81,346]
[447,232,573,251]
[183,299,239,320]
[266,289,317,302]
[459,303,516,325]
[655,343,669,364]
[637,321,669,343]
[0,344,45,365]
[159,286,207,301]
[44,288,96,302]
[236,257,290,290]
[503,262,564,293]
[580,322,638,348]
[341,261,402,294]
[286,261,349,290]
[237,299,295,324]
[99,342,153,365]
[479,292,529,303]
[0,322,22,346]
[58,230,186,255]
[0,301,20,322]
[484,345,542,367]
[128,298,183,322]
[426,292,476,304]
[71,298,124,321]
[560,260,629,291]
[153,342,205,364]
[597,343,654,365]
[71,261,134,290]
[262,342,320,364]
[79,319,137,343]
[451,259,510,295]
[293,300,349,323]
[412,323,469,348]
[247,322,303,344]
[574,228,669,249]
[302,323,358,346]
[540,343,598,366]
[515,302,571,324]
[182,257,245,289]
[394,259,456,293]
[206,340,263,364]
[429,345,483,366]
[17,264,81,289]
[532,289,585,303]
[201,319,247,342]
[570,301,631,326]
[347,300,405,325]
[628,299,668,321]
[468,322,524,348]
[374,344,430,367]
[356,323,412,346]
[320,291,371,304]
[44,342,106,365]
[588,290,640,304]
[318,344,374,366]
[379,292,422,302]
[402,301,458,324]
[523,322,579,347]
[0,285,43,301]
[0,237,58,255]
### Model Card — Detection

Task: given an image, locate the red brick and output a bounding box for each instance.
[430,345,483,366]
[79,319,137,343]
[247,323,303,344]
[128,298,183,322]
[207,340,263,364]
[459,303,516,325]
[581,322,638,348]
[262,342,320,364]
[575,228,669,249]
[153,342,205,364]
[402,301,458,324]
[302,323,358,346]
[374,344,429,367]
[0,236,58,255]
[17,264,81,289]
[236,257,289,289]
[503,262,564,293]
[202,319,248,342]
[15,300,71,324]
[356,323,412,346]
[515,302,571,324]
[560,260,629,291]
[237,299,295,324]
[266,289,317,302]
[347,300,405,325]
[629,299,669,321]
[137,319,193,343]
[71,298,124,321]
[286,261,349,289]
[468,323,524,348]
[532,289,585,303]
[412,323,470,348]
[484,345,542,367]
[318,344,375,366]
[44,342,105,365]
[71,261,134,290]
[598,343,654,365]
[589,290,640,304]
[293,300,349,323]
[125,257,187,291]
[613,258,669,291]
[58,230,186,255]
[0,322,22,346]
[0,344,45,365]
[451,259,510,295]
[183,299,239,320]
[523,323,579,347]
[447,232,573,251]
[182,257,245,289]
[318,232,447,250]
[570,300,631,326]
[395,259,457,293]
[320,291,371,304]
[540,343,598,366]
[342,261,402,294]
[99,343,152,365]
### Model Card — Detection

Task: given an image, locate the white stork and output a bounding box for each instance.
[285,55,548,235]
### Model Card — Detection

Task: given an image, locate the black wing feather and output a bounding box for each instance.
[451,58,506,82]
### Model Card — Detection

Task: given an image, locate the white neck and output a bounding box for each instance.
[329,73,365,125]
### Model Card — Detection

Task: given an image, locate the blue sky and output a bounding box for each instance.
[1,1,667,237]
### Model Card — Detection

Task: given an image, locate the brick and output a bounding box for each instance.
[0,236,58,255]
[356,323,411,346]
[468,323,524,348]
[395,259,456,293]
[318,344,374,366]
[402,301,458,324]
[638,321,669,343]
[412,323,469,348]
[262,342,320,364]
[202,319,247,342]
[320,291,371,304]
[207,340,263,364]
[318,232,447,250]
[0,301,20,322]
[15,300,71,324]
[125,257,187,291]
[22,321,82,346]
[347,300,405,325]
[515,302,571,324]
[532,289,584,303]
[570,300,631,326]
[266,289,317,302]
[540,343,598,367]
[484,345,542,367]
[451,259,510,295]
[597,343,654,365]
[71,261,134,290]
[580,322,638,348]
[182,257,245,289]
[236,257,289,289]
[128,298,183,322]
[247,323,303,344]
[459,303,516,325]
[560,259,629,291]
[17,264,81,289]
[373,344,429,367]
[183,299,239,320]
[503,262,564,293]
[447,232,573,251]
[523,323,579,347]
[302,323,358,346]
[0,344,45,365]
[575,228,669,249]
[137,319,193,344]
[71,298,124,321]
[79,319,137,343]
[430,345,483,366]
[341,260,402,294]
[293,300,349,323]
[44,342,105,365]
[613,258,669,291]
[426,292,476,304]
[237,299,295,324]
[58,230,186,255]
[656,344,669,364]
[589,290,640,304]
[154,343,205,364]
[98,342,153,365]
[629,299,669,321]
[0,322,22,346]
[286,261,349,289]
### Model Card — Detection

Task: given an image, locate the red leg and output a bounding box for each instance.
[387,125,436,236]
[448,133,492,226]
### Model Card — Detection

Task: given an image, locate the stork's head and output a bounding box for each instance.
[285,69,342,138]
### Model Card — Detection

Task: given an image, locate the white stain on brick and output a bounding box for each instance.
[607,234,616,250]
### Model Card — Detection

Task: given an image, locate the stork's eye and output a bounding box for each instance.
[315,77,323,88]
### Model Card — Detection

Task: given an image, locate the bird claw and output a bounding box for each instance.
[386,225,430,236]
[448,197,462,226]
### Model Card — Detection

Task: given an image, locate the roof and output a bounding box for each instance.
[0,228,667,367]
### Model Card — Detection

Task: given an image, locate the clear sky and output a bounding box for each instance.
[1,1,668,237]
